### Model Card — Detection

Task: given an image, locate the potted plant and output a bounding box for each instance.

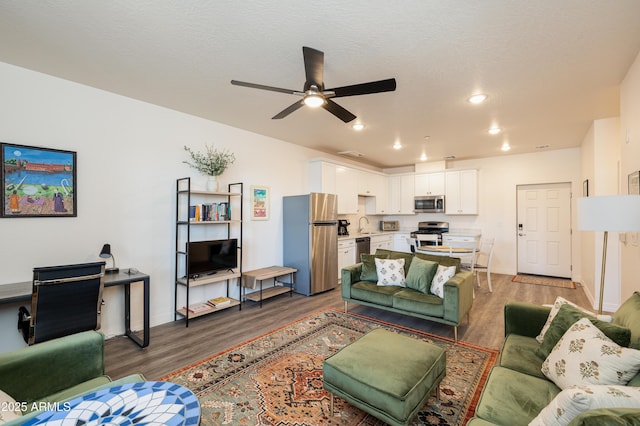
[183,144,235,191]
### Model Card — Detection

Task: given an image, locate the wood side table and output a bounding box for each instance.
[242,266,297,307]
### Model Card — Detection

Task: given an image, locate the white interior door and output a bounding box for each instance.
[517,183,572,278]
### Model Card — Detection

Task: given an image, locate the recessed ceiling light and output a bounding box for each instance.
[501,142,511,152]
[420,153,427,161]
[488,127,501,135]
[393,141,402,150]
[468,94,488,104]
[352,123,364,131]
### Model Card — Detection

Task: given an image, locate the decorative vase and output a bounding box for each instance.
[206,175,219,192]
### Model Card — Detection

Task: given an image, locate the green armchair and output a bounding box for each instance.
[0,330,145,425]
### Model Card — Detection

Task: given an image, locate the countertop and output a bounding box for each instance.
[338,231,406,241]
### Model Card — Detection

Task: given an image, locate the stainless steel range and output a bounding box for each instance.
[410,221,449,247]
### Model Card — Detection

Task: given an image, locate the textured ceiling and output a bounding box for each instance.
[1,1,639,168]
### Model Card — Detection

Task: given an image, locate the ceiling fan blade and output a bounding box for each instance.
[328,78,397,98]
[303,46,324,90]
[322,99,357,123]
[272,100,305,119]
[231,80,298,95]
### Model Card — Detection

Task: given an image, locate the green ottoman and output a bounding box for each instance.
[323,328,446,426]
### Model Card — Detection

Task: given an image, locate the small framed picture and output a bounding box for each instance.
[629,171,639,195]
[250,185,269,220]
[1,143,77,218]
[583,179,589,197]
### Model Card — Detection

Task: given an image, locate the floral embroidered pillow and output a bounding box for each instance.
[374,258,406,287]
[429,264,456,298]
[541,317,640,390]
[529,385,640,426]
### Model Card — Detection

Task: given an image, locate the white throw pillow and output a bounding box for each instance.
[536,296,595,343]
[0,389,22,424]
[374,258,406,287]
[430,264,456,298]
[529,385,640,426]
[541,318,640,390]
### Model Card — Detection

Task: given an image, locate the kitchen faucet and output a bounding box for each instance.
[358,216,370,234]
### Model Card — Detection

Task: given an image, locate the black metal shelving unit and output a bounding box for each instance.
[174,178,243,327]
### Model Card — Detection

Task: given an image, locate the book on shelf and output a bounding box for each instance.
[184,302,213,314]
[189,203,232,222]
[207,296,232,307]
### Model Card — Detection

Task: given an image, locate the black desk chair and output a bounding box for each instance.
[18,262,105,345]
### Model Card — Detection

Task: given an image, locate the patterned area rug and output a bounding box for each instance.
[512,274,577,289]
[159,308,498,425]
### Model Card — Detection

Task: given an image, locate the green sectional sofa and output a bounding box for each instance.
[467,292,640,426]
[341,248,474,341]
[0,330,145,425]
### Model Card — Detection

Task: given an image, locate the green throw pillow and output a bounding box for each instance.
[360,253,389,282]
[405,256,438,294]
[536,303,631,359]
[613,291,640,349]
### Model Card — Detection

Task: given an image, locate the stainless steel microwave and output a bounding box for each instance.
[414,195,445,213]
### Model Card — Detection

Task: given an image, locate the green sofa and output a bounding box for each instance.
[0,330,145,425]
[467,292,640,426]
[341,248,474,341]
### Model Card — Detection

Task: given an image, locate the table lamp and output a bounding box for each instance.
[99,243,119,274]
[577,195,640,314]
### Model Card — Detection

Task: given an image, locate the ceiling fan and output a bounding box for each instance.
[231,46,396,123]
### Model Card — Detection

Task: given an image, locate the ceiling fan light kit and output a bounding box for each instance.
[231,46,396,123]
[303,90,325,108]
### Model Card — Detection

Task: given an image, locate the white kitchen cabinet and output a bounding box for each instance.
[445,169,478,215]
[335,166,359,214]
[309,160,358,214]
[393,232,412,253]
[309,160,336,194]
[338,239,356,280]
[370,234,394,253]
[357,170,377,196]
[414,172,445,196]
[388,174,415,214]
[443,234,480,244]
[363,173,389,214]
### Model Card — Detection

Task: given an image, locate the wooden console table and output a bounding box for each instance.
[242,266,297,307]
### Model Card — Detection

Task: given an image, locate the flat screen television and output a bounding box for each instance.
[187,239,238,278]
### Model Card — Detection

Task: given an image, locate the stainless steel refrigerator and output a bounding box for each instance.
[283,193,338,296]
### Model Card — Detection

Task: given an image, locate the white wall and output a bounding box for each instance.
[620,50,640,303]
[577,117,623,311]
[0,62,340,352]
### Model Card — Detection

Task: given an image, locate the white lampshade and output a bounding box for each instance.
[577,195,640,232]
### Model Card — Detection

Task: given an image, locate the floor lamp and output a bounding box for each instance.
[577,195,640,314]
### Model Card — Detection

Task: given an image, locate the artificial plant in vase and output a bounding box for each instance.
[183,144,236,191]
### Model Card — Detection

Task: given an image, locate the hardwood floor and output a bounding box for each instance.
[104,273,591,381]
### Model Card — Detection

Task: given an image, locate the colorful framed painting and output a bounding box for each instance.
[250,185,269,220]
[1,143,77,218]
